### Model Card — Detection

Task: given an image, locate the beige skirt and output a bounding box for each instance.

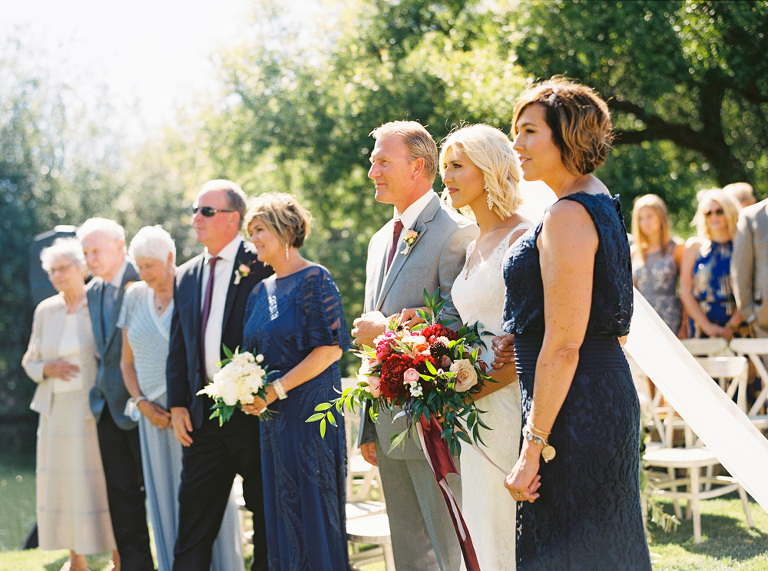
[36,386,116,553]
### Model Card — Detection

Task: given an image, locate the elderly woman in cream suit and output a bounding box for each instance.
[23,238,116,571]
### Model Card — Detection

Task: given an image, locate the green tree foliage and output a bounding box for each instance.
[512,0,768,223]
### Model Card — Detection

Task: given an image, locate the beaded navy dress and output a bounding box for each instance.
[503,192,651,570]
[243,265,351,571]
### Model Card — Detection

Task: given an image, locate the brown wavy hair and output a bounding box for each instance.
[512,77,613,176]
[245,192,312,248]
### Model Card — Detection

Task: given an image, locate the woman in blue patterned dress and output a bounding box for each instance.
[502,78,651,569]
[241,193,351,571]
[631,194,687,337]
[680,188,743,339]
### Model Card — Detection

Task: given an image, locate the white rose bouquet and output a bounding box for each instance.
[197,346,273,425]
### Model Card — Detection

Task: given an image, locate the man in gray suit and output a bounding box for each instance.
[732,197,768,337]
[352,121,478,571]
[79,218,153,571]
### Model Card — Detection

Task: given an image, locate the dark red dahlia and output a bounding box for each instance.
[379,354,413,400]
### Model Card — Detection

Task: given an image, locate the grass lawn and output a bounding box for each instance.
[1,493,766,570]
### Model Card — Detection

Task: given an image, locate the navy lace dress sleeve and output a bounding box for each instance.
[243,265,351,571]
[502,192,651,570]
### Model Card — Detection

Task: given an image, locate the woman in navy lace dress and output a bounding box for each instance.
[241,193,351,571]
[502,78,651,569]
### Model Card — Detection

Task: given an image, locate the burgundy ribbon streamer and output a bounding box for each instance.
[417,414,481,571]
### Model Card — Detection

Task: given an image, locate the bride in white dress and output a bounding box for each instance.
[440,124,530,571]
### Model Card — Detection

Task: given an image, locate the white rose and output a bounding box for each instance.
[216,377,240,406]
[450,359,478,392]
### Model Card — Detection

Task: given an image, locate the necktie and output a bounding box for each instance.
[200,256,220,373]
[101,283,117,341]
[387,219,404,270]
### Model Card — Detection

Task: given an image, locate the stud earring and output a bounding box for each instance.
[285,242,290,260]
[485,185,494,211]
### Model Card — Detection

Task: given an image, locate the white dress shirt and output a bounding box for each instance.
[201,236,242,381]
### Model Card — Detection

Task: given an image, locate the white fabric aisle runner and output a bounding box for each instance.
[625,288,768,512]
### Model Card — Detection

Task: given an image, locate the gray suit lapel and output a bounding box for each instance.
[375,195,440,310]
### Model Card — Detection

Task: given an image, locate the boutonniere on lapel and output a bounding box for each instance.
[233,262,254,285]
[400,229,420,256]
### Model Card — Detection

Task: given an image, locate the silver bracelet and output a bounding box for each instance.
[272,379,288,400]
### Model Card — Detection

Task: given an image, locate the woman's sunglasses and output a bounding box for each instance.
[704,208,724,217]
[191,205,235,217]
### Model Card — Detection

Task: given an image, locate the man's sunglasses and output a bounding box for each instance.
[191,205,235,217]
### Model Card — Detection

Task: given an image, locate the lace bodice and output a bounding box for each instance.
[452,224,531,363]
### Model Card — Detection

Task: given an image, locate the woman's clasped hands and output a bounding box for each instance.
[504,448,542,503]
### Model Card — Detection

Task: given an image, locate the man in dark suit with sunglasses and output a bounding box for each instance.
[167,179,272,570]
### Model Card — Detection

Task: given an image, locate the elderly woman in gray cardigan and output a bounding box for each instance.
[23,238,116,571]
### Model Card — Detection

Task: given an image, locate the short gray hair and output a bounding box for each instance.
[76,217,125,243]
[370,121,438,182]
[128,225,176,265]
[200,179,248,229]
[40,238,88,274]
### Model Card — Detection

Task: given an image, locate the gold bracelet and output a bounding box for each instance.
[527,422,551,438]
[523,426,556,463]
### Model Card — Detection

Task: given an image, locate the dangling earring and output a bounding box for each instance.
[285,242,290,260]
[485,185,494,211]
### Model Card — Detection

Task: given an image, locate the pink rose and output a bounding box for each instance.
[367,376,381,398]
[403,368,420,384]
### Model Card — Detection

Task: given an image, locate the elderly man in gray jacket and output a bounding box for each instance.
[79,218,153,571]
[352,121,478,571]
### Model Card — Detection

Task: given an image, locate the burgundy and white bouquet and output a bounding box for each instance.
[197,346,273,425]
[307,289,492,455]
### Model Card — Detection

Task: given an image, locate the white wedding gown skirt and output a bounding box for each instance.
[452,230,526,571]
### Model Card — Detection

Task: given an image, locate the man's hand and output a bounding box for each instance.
[352,311,388,347]
[170,407,194,447]
[360,442,378,466]
[490,334,516,369]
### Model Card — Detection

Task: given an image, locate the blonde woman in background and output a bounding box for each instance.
[631,194,687,337]
[681,188,743,339]
[22,238,117,571]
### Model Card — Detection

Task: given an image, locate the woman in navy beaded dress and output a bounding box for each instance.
[241,192,351,571]
[502,78,651,570]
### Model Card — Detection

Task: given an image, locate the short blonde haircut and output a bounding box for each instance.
[439,124,522,219]
[245,192,312,248]
[631,194,672,261]
[692,188,740,241]
[512,77,613,176]
[128,225,176,265]
[370,121,438,182]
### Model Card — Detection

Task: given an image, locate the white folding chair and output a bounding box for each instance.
[643,356,754,543]
[680,337,730,357]
[729,338,768,429]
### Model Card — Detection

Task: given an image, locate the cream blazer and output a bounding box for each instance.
[22,292,98,415]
